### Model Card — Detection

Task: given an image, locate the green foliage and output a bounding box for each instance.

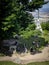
[18,0,44,11]
[1,12,34,39]
[18,30,46,50]
[27,0,44,11]
[26,23,36,31]
[0,0,34,39]
[32,30,42,36]
[41,21,49,31]
[20,30,41,39]
[42,30,49,42]
[0,0,45,40]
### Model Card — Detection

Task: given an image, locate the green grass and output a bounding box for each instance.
[27,61,49,65]
[0,61,49,65]
[0,61,19,65]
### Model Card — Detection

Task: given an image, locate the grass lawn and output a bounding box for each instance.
[0,61,49,65]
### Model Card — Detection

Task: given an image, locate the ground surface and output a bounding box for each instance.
[0,61,49,65]
[0,45,49,64]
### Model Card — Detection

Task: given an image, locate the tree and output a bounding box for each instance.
[0,0,12,39]
[0,0,34,40]
[0,0,46,40]
[0,0,46,52]
[18,0,44,11]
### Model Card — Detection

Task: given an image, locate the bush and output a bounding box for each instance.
[42,30,49,42]
[18,35,46,50]
[41,21,49,31]
[26,23,36,31]
[18,30,47,50]
[33,30,42,36]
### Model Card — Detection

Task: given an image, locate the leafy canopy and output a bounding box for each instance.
[0,0,45,39]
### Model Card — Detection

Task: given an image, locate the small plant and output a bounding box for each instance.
[41,21,49,31]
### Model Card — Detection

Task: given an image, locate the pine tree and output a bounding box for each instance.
[0,0,46,40]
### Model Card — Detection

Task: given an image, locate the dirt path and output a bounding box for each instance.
[19,46,49,64]
[0,46,49,64]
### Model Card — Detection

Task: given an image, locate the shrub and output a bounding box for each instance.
[43,30,49,42]
[26,23,36,31]
[33,30,42,36]
[41,21,49,31]
[18,34,46,50]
